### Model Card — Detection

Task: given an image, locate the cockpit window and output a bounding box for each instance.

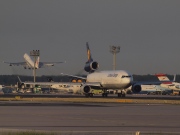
[121,75,131,78]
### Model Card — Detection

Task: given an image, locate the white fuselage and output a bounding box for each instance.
[86,70,132,89]
[141,85,157,91]
[50,83,82,94]
[141,85,170,92]
[23,53,38,69]
[161,82,180,91]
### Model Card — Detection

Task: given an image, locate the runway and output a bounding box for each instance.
[0,101,180,134]
[1,93,180,100]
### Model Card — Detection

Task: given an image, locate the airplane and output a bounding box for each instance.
[126,84,172,95]
[129,73,176,95]
[128,73,179,95]
[155,74,180,94]
[3,52,65,69]
[61,42,133,97]
[16,76,83,94]
[19,82,82,94]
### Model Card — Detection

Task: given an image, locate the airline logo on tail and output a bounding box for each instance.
[35,57,40,68]
[84,42,99,73]
[86,42,93,62]
[155,73,173,85]
[155,74,170,81]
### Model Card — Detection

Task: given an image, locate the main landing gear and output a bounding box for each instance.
[85,93,94,97]
[117,90,126,98]
[102,89,108,97]
[102,93,108,97]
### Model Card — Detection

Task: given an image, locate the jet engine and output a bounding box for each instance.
[131,84,142,93]
[84,61,99,73]
[71,79,83,83]
[80,85,92,94]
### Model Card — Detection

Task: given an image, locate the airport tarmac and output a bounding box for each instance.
[0,101,180,134]
[1,93,180,100]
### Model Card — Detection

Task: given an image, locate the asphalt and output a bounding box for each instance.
[0,101,180,134]
[1,93,180,100]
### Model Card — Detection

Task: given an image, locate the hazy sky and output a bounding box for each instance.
[0,0,180,76]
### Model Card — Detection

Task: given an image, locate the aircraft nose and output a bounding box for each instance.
[130,76,133,84]
[127,77,133,86]
[125,76,133,87]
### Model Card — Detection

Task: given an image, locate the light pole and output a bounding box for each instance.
[30,50,40,82]
[109,46,120,70]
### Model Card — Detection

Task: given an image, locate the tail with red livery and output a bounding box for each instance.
[155,74,170,81]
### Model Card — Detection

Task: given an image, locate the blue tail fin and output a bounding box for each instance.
[86,42,93,62]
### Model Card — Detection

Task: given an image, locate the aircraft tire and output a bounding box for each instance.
[122,93,126,97]
[85,94,89,97]
[89,93,93,97]
[118,93,122,97]
[102,93,108,97]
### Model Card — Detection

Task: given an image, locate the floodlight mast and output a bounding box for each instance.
[30,50,40,82]
[109,46,120,70]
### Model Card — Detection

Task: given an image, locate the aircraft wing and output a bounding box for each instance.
[84,82,102,87]
[3,61,26,66]
[17,77,83,86]
[132,81,162,85]
[61,73,87,80]
[21,82,60,86]
[19,82,84,89]
[39,61,66,67]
